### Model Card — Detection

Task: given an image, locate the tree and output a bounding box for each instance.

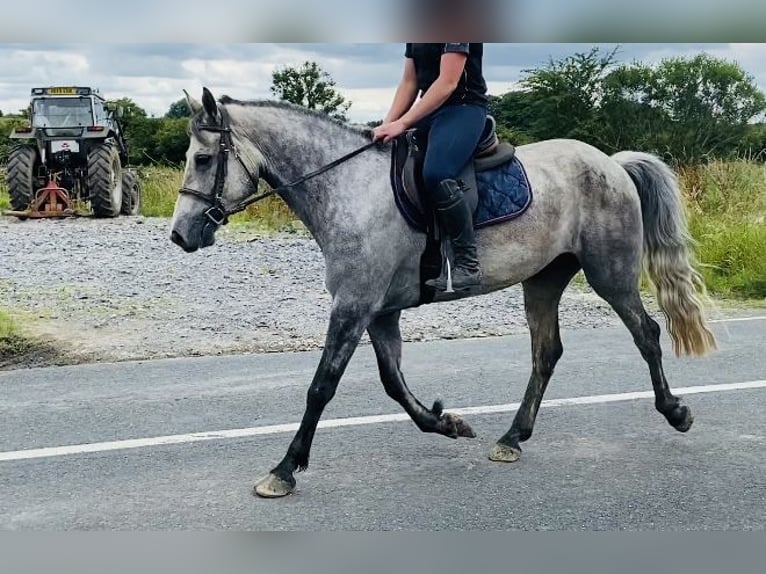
[107,97,147,133]
[648,54,766,161]
[488,91,540,138]
[592,63,669,153]
[165,98,192,119]
[151,118,190,165]
[0,116,28,163]
[124,117,159,164]
[103,98,155,164]
[489,47,766,163]
[518,47,619,141]
[270,61,352,121]
[107,97,146,118]
[595,55,766,161]
[740,123,766,160]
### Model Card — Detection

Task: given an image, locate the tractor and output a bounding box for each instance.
[5,86,141,218]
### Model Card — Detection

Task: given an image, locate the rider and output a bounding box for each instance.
[373,43,489,291]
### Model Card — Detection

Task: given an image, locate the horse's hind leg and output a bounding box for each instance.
[368,311,475,439]
[582,260,694,433]
[490,254,581,463]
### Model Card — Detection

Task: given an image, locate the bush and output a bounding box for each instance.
[679,159,766,299]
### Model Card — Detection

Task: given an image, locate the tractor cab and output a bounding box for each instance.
[28,87,119,136]
[4,86,140,219]
[31,96,95,130]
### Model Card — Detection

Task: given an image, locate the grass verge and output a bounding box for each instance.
[0,308,36,363]
[139,165,298,231]
[680,160,766,300]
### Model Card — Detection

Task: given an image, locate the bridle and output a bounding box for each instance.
[178,106,377,226]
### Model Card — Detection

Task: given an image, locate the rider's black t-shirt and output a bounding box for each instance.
[405,43,488,106]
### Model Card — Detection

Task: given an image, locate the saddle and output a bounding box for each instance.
[390,115,517,232]
[389,115,531,304]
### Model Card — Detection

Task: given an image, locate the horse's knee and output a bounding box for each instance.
[306,383,336,409]
[535,339,563,378]
[634,315,662,361]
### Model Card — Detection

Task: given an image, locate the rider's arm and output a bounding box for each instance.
[397,44,468,128]
[383,57,419,124]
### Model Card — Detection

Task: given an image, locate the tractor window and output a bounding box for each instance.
[32,97,94,128]
[92,100,108,125]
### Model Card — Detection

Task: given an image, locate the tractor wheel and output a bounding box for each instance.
[6,145,39,211]
[120,170,142,215]
[87,143,123,218]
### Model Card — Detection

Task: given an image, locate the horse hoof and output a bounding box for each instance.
[671,405,694,433]
[253,473,295,498]
[442,413,477,439]
[488,442,521,463]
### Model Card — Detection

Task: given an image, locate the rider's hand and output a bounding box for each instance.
[372,120,408,143]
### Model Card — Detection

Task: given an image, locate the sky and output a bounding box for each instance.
[1,43,766,124]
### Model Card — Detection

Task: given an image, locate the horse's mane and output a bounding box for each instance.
[215,95,374,139]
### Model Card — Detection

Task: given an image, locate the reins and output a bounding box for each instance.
[178,107,377,226]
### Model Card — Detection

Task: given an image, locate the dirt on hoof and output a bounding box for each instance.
[253,473,295,498]
[441,413,477,439]
[488,442,521,463]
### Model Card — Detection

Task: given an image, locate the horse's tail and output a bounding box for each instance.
[611,151,717,357]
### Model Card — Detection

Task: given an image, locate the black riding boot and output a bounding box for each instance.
[425,179,482,292]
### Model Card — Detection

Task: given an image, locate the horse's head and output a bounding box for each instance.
[170,87,264,253]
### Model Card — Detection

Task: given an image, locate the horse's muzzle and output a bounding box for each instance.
[170,229,198,253]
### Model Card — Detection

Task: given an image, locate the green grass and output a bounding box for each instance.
[0,308,34,360]
[689,216,766,298]
[137,165,182,217]
[138,165,298,231]
[679,160,766,300]
[679,159,766,218]
[0,168,8,210]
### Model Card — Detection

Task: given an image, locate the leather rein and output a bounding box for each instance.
[178,107,377,226]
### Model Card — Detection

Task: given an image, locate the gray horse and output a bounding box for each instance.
[170,88,717,498]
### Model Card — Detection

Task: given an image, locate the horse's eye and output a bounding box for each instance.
[195,153,212,167]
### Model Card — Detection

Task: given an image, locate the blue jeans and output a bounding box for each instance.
[414,103,487,199]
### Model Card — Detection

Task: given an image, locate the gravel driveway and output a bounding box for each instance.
[2,216,633,367]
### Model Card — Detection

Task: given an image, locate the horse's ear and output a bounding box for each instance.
[183,89,202,115]
[201,87,218,119]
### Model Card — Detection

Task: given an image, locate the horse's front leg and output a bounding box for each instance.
[254,299,371,498]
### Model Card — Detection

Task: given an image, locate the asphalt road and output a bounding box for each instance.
[1,316,765,530]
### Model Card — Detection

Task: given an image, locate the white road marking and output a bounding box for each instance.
[709,316,766,323]
[1,380,765,463]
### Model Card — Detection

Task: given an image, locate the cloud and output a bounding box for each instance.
[2,43,766,123]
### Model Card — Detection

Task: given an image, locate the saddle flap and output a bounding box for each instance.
[391,131,430,230]
[402,131,425,213]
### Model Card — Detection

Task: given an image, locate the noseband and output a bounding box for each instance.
[178,106,377,226]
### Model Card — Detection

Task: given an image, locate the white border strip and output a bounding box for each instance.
[1,380,765,463]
